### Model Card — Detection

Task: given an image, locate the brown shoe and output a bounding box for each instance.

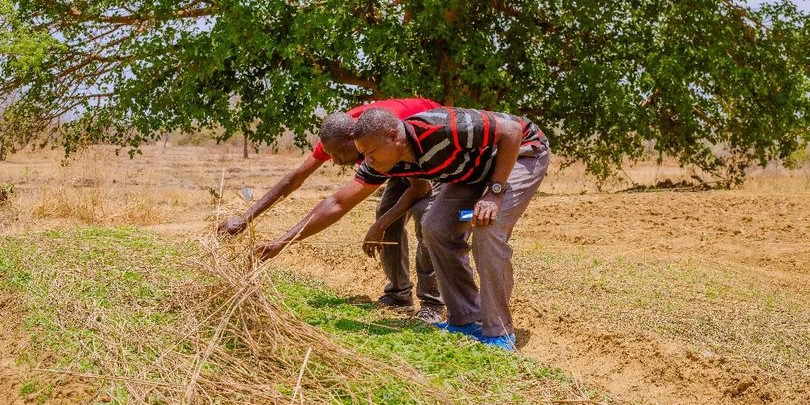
[377,294,414,313]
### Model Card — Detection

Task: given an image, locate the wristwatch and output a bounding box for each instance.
[488,182,505,196]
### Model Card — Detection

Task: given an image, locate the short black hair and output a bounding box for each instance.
[319,112,355,144]
[353,108,399,141]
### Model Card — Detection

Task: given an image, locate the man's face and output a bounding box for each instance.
[322,139,361,166]
[354,131,401,173]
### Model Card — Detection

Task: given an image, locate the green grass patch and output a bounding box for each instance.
[0,226,598,404]
[0,227,194,372]
[19,381,37,396]
[273,274,574,403]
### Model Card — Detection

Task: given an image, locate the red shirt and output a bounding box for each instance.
[311,98,442,161]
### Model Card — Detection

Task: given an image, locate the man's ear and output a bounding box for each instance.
[387,127,399,141]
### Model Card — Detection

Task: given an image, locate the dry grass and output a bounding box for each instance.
[1,147,210,232]
[30,184,170,225]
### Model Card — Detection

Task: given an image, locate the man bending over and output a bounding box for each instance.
[221,98,444,321]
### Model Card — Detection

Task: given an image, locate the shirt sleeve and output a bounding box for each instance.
[311,141,331,161]
[354,162,390,186]
[347,98,445,119]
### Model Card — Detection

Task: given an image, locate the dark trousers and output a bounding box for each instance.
[378,177,443,309]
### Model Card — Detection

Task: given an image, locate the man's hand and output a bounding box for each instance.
[472,193,502,227]
[218,216,248,236]
[362,223,387,258]
[252,241,285,261]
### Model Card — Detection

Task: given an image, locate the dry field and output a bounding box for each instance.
[1,143,809,404]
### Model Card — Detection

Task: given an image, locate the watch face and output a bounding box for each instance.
[491,183,503,194]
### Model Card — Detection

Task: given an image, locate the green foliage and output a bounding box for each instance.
[785,144,810,168]
[0,1,808,183]
[0,228,202,402]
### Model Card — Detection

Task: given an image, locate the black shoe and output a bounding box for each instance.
[413,307,443,323]
[377,294,414,312]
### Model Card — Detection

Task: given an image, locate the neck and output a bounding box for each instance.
[399,121,417,163]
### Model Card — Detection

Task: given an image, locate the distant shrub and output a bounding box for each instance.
[0,182,14,203]
[786,145,810,170]
[170,132,214,147]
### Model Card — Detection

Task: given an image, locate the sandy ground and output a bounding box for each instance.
[0,295,96,405]
[1,144,809,404]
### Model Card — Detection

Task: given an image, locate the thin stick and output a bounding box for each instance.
[290,347,312,405]
[289,240,398,246]
[218,169,225,204]
[215,168,225,225]
[548,400,607,405]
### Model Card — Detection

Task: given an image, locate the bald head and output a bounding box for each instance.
[353,108,401,142]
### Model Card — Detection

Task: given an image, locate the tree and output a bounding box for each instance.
[1,0,808,185]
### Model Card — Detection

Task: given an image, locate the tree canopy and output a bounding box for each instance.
[1,0,808,184]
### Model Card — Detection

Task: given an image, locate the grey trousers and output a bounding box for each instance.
[421,142,550,336]
[378,177,444,309]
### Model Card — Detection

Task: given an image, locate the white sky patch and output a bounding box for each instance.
[744,0,809,11]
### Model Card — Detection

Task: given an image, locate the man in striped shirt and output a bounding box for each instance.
[221,98,445,321]
[256,106,550,351]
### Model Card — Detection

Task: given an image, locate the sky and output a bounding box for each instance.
[745,0,810,12]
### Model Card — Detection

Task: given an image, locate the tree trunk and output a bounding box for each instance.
[243,133,248,159]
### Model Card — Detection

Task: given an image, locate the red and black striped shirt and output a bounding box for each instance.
[355,108,546,186]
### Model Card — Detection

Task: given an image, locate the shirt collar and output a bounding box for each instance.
[403,121,423,158]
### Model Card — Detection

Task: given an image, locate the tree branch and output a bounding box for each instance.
[325,62,380,97]
[43,0,216,26]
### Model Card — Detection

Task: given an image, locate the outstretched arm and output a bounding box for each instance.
[254,179,380,260]
[362,177,432,258]
[218,155,324,235]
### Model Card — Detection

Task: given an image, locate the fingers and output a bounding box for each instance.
[255,244,270,258]
[251,244,265,260]
[472,203,489,227]
[217,218,246,236]
[483,207,495,226]
[252,242,280,261]
[472,204,497,227]
[364,243,382,259]
[231,219,247,236]
[478,207,490,227]
[472,202,482,227]
[363,241,384,259]
[363,242,375,258]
